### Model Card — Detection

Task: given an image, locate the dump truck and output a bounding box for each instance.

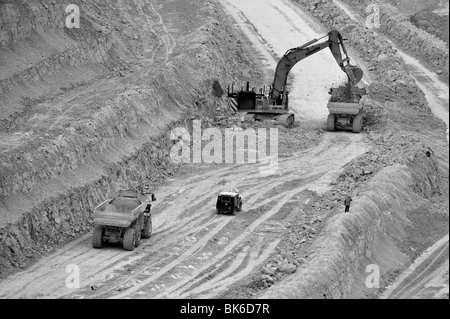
[92,189,156,251]
[227,29,364,128]
[326,86,367,133]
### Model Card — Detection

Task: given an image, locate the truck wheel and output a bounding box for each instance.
[237,202,242,212]
[141,217,152,238]
[92,226,104,249]
[352,114,363,133]
[123,228,136,251]
[327,114,335,132]
[244,113,255,122]
[285,114,294,127]
[135,228,142,248]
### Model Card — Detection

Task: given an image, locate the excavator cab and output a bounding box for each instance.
[237,90,256,110]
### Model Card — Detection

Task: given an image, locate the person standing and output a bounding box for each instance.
[344,195,352,213]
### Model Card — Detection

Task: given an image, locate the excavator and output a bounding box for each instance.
[227,29,364,129]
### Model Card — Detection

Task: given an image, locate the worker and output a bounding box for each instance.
[344,195,352,213]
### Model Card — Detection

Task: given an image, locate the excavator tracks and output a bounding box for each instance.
[278,113,295,128]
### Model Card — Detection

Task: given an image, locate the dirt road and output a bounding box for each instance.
[0,133,368,299]
[0,0,371,299]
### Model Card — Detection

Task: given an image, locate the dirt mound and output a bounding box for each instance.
[329,86,366,103]
[385,0,441,16]
[411,9,449,44]
[335,0,449,80]
[262,147,445,298]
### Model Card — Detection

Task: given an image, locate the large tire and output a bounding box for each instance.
[352,114,363,133]
[92,226,104,249]
[135,227,142,248]
[327,114,335,132]
[134,215,144,246]
[123,228,136,251]
[237,201,242,212]
[244,113,255,122]
[141,217,152,238]
[287,114,295,128]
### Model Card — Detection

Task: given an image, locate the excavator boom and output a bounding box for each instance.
[269,30,363,103]
[227,29,364,128]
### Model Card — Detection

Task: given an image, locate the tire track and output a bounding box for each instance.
[71,163,295,298]
[0,132,367,299]
[93,180,299,298]
[380,235,449,299]
[150,164,343,299]
[177,237,281,298]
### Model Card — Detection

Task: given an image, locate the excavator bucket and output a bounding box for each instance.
[350,66,364,84]
[344,65,364,87]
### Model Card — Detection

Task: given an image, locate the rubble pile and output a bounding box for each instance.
[212,111,322,158]
[329,85,366,103]
[237,193,325,292]
[411,9,449,44]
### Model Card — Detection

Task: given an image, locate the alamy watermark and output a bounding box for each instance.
[365,4,380,29]
[66,264,80,289]
[365,264,380,289]
[169,120,279,175]
[65,4,80,29]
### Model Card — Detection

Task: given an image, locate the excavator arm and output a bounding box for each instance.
[270,29,363,104]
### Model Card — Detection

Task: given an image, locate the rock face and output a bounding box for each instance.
[0,0,122,123]
[411,9,449,44]
[0,118,193,271]
[0,1,66,46]
[0,0,258,276]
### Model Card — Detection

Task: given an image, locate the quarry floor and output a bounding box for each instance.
[0,0,448,299]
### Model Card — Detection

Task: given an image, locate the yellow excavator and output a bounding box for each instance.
[227,29,364,129]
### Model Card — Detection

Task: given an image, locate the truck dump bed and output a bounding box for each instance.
[327,101,362,115]
[94,196,143,227]
[327,86,366,115]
